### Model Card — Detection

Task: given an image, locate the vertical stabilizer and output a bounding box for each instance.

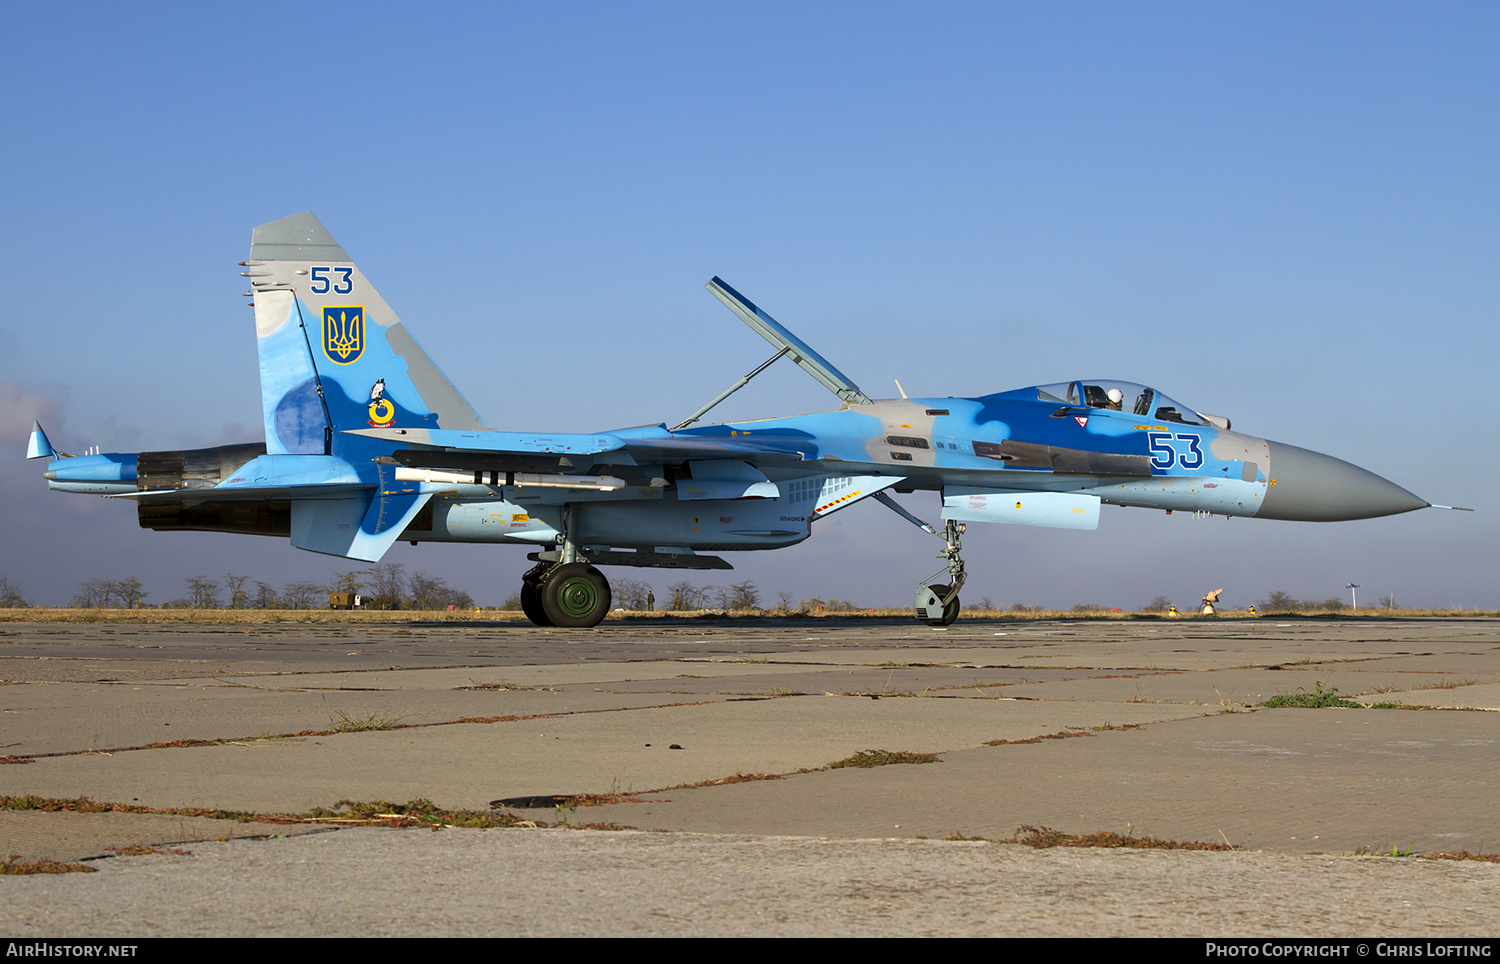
[246,212,488,456]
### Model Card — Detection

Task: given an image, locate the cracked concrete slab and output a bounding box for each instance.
[2,616,1497,936]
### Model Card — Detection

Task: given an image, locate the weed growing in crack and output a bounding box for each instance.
[331,710,403,732]
[821,749,941,769]
[1259,680,1361,709]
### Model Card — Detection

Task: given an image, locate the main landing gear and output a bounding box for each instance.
[518,505,613,628]
[521,561,612,628]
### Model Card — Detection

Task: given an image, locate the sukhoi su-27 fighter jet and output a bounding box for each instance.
[28,212,1447,627]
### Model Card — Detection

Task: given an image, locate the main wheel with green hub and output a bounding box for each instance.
[540,563,612,628]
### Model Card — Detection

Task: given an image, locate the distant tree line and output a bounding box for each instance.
[0,576,28,608]
[1257,590,1397,612]
[1135,591,1401,613]
[654,581,859,613]
[501,579,774,612]
[21,570,818,614]
[664,581,764,611]
[2,571,1410,615]
[72,577,150,608]
[50,564,472,611]
[500,579,839,613]
[979,592,1407,614]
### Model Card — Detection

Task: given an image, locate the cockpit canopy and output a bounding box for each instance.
[1034,380,1210,427]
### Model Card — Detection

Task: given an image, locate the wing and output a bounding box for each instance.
[345,425,818,471]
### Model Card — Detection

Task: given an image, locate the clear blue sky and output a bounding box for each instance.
[2,1,1495,609]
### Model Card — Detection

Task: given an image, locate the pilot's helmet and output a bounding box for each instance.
[1107,389,1123,406]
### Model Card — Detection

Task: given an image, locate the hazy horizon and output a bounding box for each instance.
[4,2,1493,613]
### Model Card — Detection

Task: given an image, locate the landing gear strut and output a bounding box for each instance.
[914,519,966,627]
[517,505,614,629]
[871,493,971,627]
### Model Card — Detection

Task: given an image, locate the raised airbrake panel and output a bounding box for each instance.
[706,277,871,405]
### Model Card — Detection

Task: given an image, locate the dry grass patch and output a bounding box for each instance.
[821,749,942,769]
[1014,824,1237,851]
[1,854,95,875]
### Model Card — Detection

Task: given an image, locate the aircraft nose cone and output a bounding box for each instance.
[1258,441,1428,521]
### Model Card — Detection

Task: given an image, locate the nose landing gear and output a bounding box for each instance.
[872,492,971,627]
[914,519,966,626]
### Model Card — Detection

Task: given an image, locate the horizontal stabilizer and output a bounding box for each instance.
[116,483,375,503]
[706,278,870,406]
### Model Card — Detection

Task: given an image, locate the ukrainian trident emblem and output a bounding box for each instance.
[323,306,364,364]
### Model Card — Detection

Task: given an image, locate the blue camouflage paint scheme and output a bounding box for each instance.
[663,391,1264,517]
[258,291,441,461]
[31,212,1429,574]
